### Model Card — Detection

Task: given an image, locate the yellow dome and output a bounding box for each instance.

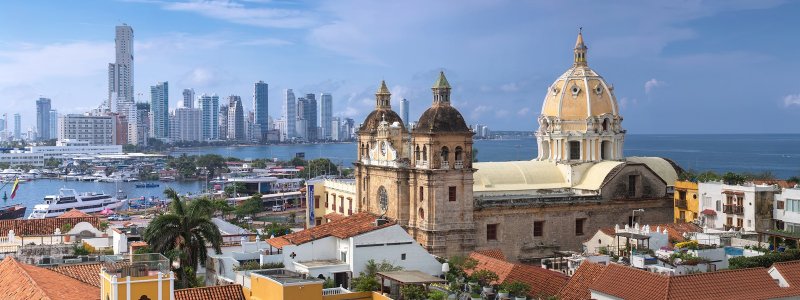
[540,32,619,131]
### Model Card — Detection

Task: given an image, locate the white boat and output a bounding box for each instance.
[27,188,127,219]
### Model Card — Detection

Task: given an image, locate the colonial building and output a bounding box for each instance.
[354,31,680,262]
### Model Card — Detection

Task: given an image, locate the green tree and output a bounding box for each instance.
[297,158,338,179]
[224,182,247,198]
[264,222,292,237]
[0,162,9,169]
[696,171,722,182]
[196,154,227,180]
[400,285,427,300]
[142,188,223,289]
[789,176,800,185]
[210,199,235,219]
[235,193,263,218]
[123,144,138,153]
[722,172,747,185]
[44,158,61,168]
[251,159,268,168]
[351,259,404,292]
[289,157,306,167]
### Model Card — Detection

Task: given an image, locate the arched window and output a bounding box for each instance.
[419,186,424,202]
[602,119,609,132]
[418,208,425,220]
[377,186,388,212]
[422,145,427,161]
[441,146,449,162]
[415,145,420,160]
[455,146,463,161]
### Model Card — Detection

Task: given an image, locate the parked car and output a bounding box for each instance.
[272,205,285,212]
[116,215,132,221]
[107,214,120,221]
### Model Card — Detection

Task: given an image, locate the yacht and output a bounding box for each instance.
[27,188,127,219]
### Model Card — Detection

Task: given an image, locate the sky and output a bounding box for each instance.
[1,0,799,134]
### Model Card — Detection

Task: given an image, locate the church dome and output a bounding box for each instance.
[414,72,471,134]
[540,31,620,131]
[359,81,406,133]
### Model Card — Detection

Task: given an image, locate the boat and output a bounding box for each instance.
[135,183,160,188]
[27,188,127,219]
[0,204,26,220]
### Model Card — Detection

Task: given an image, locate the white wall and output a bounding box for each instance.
[776,189,800,226]
[350,225,442,277]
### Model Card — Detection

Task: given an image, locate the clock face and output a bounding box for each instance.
[378,187,388,212]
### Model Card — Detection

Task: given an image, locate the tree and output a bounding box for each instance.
[0,162,9,170]
[789,176,800,185]
[289,156,306,167]
[224,182,247,198]
[196,154,227,180]
[696,171,721,182]
[142,188,223,289]
[123,144,138,153]
[297,158,338,179]
[44,158,61,169]
[722,172,747,185]
[400,285,427,300]
[351,259,404,292]
[235,193,263,218]
[264,222,292,237]
[251,159,268,168]
[210,199,235,219]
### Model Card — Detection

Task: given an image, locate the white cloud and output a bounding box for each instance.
[500,82,519,92]
[644,78,665,94]
[495,109,510,118]
[238,38,293,46]
[0,42,111,85]
[162,0,317,29]
[784,94,800,107]
[517,107,530,116]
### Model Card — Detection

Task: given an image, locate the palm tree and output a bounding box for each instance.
[143,188,222,288]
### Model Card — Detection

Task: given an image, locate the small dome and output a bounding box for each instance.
[360,109,405,133]
[414,105,470,133]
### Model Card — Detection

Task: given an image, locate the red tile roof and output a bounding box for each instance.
[267,212,394,249]
[48,263,104,288]
[584,263,800,300]
[467,251,568,298]
[773,260,800,286]
[0,256,100,300]
[324,212,346,222]
[56,209,93,219]
[473,249,505,260]
[174,284,246,300]
[557,261,607,300]
[0,217,100,236]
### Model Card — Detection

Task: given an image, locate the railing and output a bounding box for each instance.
[675,199,687,209]
[723,205,744,215]
[323,286,351,296]
[723,224,742,231]
[440,161,449,169]
[675,218,686,223]
[454,160,464,169]
[415,160,429,168]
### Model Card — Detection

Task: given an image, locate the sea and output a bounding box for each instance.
[7,134,800,218]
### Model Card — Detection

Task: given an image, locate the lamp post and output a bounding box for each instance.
[631,208,644,259]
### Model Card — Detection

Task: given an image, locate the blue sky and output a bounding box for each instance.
[1,0,799,133]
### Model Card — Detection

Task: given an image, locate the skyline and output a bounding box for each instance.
[1,1,799,133]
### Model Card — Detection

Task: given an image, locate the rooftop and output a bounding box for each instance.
[253,268,323,285]
[468,250,568,298]
[174,284,246,300]
[0,256,100,300]
[376,270,446,285]
[267,212,394,249]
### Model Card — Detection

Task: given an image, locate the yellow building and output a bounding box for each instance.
[100,253,174,300]
[306,179,358,227]
[674,181,700,223]
[241,268,391,300]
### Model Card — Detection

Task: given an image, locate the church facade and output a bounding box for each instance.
[354,32,679,261]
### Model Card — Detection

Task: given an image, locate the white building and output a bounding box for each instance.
[264,213,442,288]
[174,107,202,142]
[320,93,332,140]
[109,24,134,112]
[58,114,116,145]
[283,89,296,140]
[698,182,779,232]
[774,187,800,233]
[200,94,220,141]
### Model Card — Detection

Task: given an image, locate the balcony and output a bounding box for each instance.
[675,199,687,209]
[454,160,464,169]
[440,161,449,169]
[723,224,742,231]
[723,204,744,215]
[675,218,686,223]
[415,160,429,169]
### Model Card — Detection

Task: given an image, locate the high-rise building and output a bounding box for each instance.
[400,98,409,126]
[342,118,355,141]
[283,89,296,140]
[13,113,21,140]
[253,81,268,141]
[108,24,134,112]
[296,97,307,140]
[36,98,51,140]
[227,96,245,141]
[300,93,318,141]
[182,88,194,108]
[59,114,116,145]
[200,94,220,141]
[218,104,228,140]
[49,110,58,140]
[331,117,340,141]
[174,107,202,142]
[136,102,150,146]
[150,81,169,139]
[320,93,332,140]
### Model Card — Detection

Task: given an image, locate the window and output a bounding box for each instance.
[575,218,586,236]
[341,251,348,263]
[788,199,800,213]
[678,191,687,201]
[716,200,722,212]
[778,201,785,210]
[418,208,425,219]
[486,224,498,241]
[401,253,406,260]
[315,196,320,209]
[679,211,685,220]
[415,145,420,160]
[726,217,733,226]
[419,187,424,202]
[441,146,449,162]
[422,145,427,161]
[449,186,457,202]
[569,141,581,160]
[455,146,463,161]
[737,218,743,228]
[533,221,544,237]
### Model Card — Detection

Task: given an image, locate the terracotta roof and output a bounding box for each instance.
[772,260,800,286]
[174,284,246,300]
[467,251,568,298]
[701,209,716,216]
[131,241,148,247]
[586,263,800,300]
[0,256,100,300]
[0,217,100,236]
[753,180,796,189]
[56,209,93,219]
[267,212,394,249]
[557,261,607,300]
[473,249,505,260]
[324,212,346,222]
[48,263,104,288]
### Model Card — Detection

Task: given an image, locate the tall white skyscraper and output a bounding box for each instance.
[283,89,296,140]
[150,81,169,138]
[36,97,51,140]
[253,81,268,141]
[49,110,58,140]
[174,107,202,142]
[400,98,409,126]
[227,95,245,141]
[320,93,332,140]
[200,94,220,141]
[108,24,134,113]
[13,113,21,140]
[182,88,194,108]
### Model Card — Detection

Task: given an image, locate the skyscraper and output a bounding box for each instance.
[200,94,220,141]
[182,88,194,108]
[36,97,51,140]
[283,89,296,140]
[150,81,169,138]
[253,81,268,141]
[218,104,228,140]
[13,113,21,140]
[136,102,150,146]
[320,93,332,140]
[227,95,245,141]
[302,93,318,141]
[49,110,58,140]
[174,107,202,142]
[108,24,134,112]
[400,98,409,126]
